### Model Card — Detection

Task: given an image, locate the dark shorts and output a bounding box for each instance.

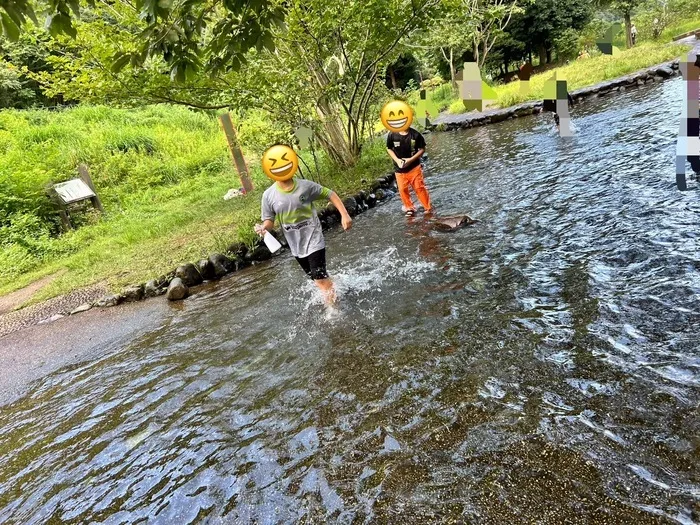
[554,113,560,126]
[295,248,328,280]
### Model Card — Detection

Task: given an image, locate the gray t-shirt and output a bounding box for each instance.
[261,179,333,258]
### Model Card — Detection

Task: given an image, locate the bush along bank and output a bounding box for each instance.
[50,174,400,314]
[431,59,684,131]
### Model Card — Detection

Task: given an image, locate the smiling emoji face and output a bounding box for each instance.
[381,101,413,132]
[261,144,299,182]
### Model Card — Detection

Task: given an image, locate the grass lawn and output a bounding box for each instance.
[0,105,391,306]
[429,39,694,115]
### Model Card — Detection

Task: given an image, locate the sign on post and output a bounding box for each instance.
[50,164,105,231]
[219,113,254,194]
[53,180,95,204]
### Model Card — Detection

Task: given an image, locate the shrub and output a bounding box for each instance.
[235,109,293,154]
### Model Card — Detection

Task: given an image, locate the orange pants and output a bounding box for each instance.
[396,164,432,212]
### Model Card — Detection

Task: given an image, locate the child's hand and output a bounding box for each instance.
[341,214,353,231]
[254,223,266,236]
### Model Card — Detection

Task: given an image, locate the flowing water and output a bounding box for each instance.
[1,78,699,524]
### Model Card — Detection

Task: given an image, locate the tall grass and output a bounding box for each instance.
[0,105,391,303]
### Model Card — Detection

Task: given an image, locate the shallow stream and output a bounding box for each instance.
[1,77,699,523]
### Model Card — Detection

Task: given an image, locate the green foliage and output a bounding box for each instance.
[579,17,608,50]
[0,60,34,107]
[235,109,293,155]
[507,0,593,63]
[0,26,57,108]
[553,28,582,61]
[636,0,700,41]
[1,0,282,82]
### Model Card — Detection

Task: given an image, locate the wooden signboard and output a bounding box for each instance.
[54,179,95,204]
[50,164,104,231]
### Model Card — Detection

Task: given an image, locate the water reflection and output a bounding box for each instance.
[0,77,699,523]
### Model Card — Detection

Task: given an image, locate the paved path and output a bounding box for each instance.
[0,298,168,406]
[676,34,699,54]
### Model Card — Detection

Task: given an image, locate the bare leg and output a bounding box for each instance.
[314,278,337,305]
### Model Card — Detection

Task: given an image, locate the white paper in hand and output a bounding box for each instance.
[263,231,282,253]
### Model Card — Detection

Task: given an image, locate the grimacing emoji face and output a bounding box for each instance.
[261,145,299,182]
[381,101,413,132]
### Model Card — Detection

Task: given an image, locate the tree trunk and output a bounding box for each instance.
[538,45,546,66]
[624,12,632,48]
[546,47,552,64]
[450,49,457,93]
[388,65,397,89]
[299,46,357,167]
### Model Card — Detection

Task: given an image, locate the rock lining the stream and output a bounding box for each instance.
[95,294,122,308]
[3,59,688,323]
[209,253,234,278]
[196,259,216,281]
[166,278,188,301]
[26,172,400,312]
[431,59,681,131]
[144,280,165,298]
[175,263,203,287]
[122,284,145,303]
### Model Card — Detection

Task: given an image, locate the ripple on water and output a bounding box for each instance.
[1,78,699,523]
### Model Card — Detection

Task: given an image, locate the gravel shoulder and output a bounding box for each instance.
[0,283,111,338]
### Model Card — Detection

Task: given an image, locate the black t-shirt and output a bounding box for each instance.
[386,128,426,173]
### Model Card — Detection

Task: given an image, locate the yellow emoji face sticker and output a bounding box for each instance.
[381,100,413,132]
[261,144,299,182]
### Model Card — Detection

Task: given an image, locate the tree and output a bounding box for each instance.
[635,0,700,40]
[417,1,474,91]
[27,0,441,167]
[417,0,521,90]
[466,0,523,69]
[508,0,592,65]
[279,0,441,165]
[488,31,526,77]
[608,0,643,48]
[1,0,283,81]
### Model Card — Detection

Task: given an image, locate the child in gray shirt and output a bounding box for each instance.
[255,145,352,305]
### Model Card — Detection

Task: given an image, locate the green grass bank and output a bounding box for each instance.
[408,26,698,116]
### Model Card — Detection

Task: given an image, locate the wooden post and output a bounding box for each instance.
[78,164,105,213]
[219,113,254,194]
[47,186,72,232]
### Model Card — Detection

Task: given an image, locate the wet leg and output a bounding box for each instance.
[315,278,337,305]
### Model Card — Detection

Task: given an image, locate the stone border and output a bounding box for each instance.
[430,59,682,131]
[60,174,401,311]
